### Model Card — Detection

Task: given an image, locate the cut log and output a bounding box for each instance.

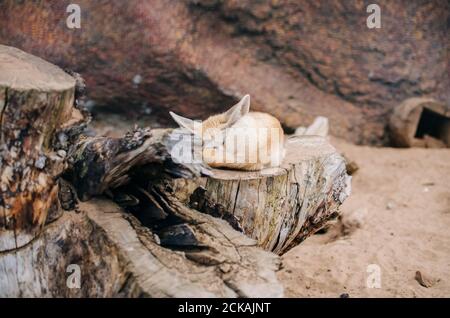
[0,197,282,297]
[66,130,351,255]
[171,135,351,254]
[0,45,84,251]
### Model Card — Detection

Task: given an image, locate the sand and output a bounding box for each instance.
[278,137,450,297]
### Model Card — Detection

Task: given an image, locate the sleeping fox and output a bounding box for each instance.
[170,95,285,171]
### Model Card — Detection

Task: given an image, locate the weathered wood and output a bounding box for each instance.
[0,197,283,297]
[172,136,351,254]
[67,129,350,255]
[103,188,283,297]
[0,45,84,252]
[0,45,350,297]
[65,128,210,202]
[0,45,284,297]
[0,208,126,297]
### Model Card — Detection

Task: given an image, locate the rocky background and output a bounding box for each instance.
[1,0,448,144]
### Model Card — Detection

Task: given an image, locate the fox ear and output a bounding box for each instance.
[224,94,250,127]
[169,111,197,134]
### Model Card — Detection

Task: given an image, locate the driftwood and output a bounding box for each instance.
[0,45,351,297]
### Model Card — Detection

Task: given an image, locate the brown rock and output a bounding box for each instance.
[1,0,448,144]
[415,270,439,288]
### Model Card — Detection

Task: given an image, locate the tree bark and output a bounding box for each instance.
[172,136,351,254]
[0,44,84,252]
[65,128,351,256]
[0,45,284,297]
[0,197,282,297]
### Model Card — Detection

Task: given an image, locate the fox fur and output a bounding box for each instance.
[170,95,285,171]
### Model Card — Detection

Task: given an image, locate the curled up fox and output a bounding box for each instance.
[170,95,285,171]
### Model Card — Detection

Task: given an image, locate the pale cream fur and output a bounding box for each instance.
[170,95,285,171]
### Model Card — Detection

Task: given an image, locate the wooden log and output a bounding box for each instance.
[0,45,350,296]
[66,130,351,255]
[0,45,283,297]
[65,128,210,202]
[0,120,283,296]
[171,135,351,254]
[0,45,85,251]
[0,197,282,297]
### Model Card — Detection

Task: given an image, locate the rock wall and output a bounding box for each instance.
[1,0,448,144]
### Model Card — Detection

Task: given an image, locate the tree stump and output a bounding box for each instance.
[0,45,84,251]
[172,135,351,255]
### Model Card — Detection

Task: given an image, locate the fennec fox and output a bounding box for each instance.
[170,95,285,171]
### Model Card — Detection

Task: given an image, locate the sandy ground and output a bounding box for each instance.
[278,137,450,297]
[91,117,450,298]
